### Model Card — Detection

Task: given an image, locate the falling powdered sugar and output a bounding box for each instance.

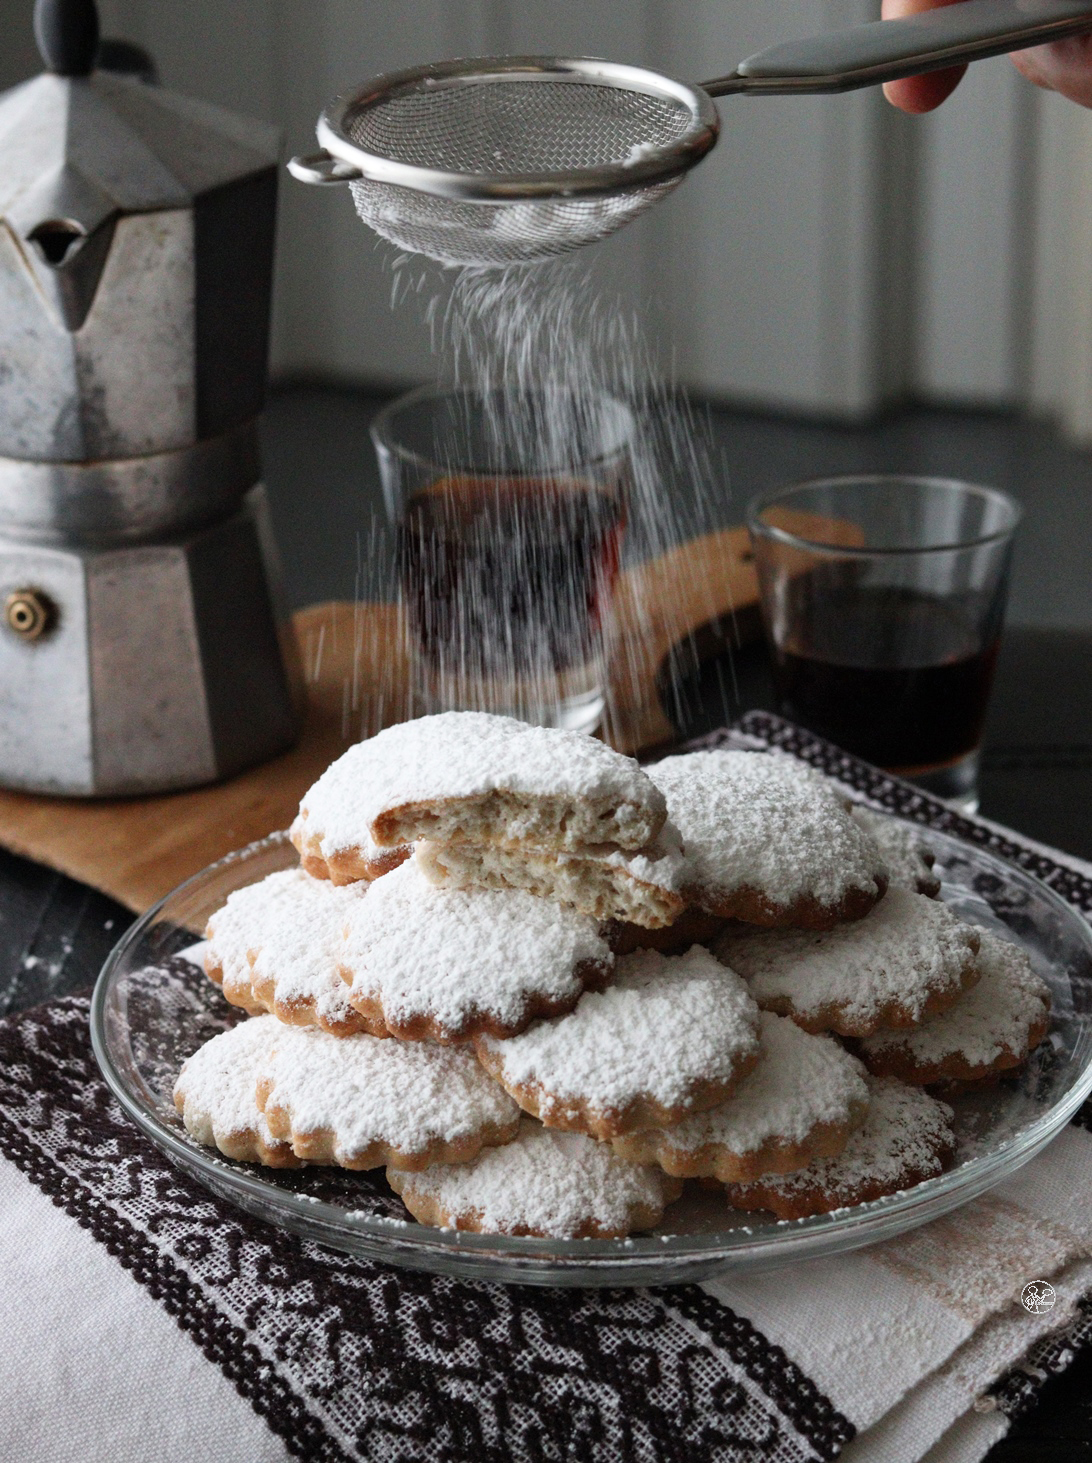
[647,751,887,911]
[361,244,728,737]
[474,946,759,1135]
[256,1024,520,1168]
[341,857,612,1041]
[388,1118,679,1238]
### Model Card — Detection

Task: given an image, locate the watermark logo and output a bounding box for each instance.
[1020,1280,1057,1314]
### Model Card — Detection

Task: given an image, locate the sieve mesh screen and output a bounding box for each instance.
[349,176,683,267]
[344,79,696,174]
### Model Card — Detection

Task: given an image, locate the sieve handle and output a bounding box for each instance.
[702,0,1092,96]
[287,150,363,185]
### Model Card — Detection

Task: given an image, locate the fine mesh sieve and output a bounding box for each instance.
[345,177,686,266]
[296,59,718,267]
[288,2,1092,267]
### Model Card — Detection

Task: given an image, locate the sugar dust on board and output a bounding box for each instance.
[769,585,1000,773]
[400,473,626,723]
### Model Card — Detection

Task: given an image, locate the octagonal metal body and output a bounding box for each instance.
[0,487,302,796]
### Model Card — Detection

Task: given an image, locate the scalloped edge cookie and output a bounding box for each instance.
[340,857,614,1043]
[387,1118,683,1238]
[255,1023,521,1171]
[473,946,760,1139]
[290,813,411,886]
[297,713,667,876]
[857,928,1051,1085]
[647,751,888,930]
[203,946,268,1017]
[722,1075,955,1219]
[612,1011,870,1183]
[173,1016,301,1169]
[849,806,941,898]
[716,887,981,1037]
[204,867,381,1038]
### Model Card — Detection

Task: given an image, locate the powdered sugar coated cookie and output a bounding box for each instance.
[858,928,1051,1084]
[205,868,377,1037]
[388,1118,682,1238]
[850,806,941,897]
[290,812,410,886]
[613,1011,870,1182]
[474,946,761,1139]
[340,857,613,1042]
[417,823,686,929]
[717,886,980,1037]
[298,712,667,869]
[202,953,267,1016]
[723,1075,955,1219]
[204,891,271,1017]
[255,1024,520,1170]
[647,751,887,928]
[173,1016,299,1168]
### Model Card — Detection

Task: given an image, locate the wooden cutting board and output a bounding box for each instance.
[0,525,760,912]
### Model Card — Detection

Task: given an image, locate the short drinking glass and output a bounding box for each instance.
[371,385,632,735]
[747,476,1020,811]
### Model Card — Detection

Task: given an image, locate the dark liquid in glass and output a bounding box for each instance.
[400,474,625,682]
[770,583,999,771]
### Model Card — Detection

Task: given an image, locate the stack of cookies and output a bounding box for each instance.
[175,712,1052,1239]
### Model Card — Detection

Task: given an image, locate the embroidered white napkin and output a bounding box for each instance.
[713,1126,1092,1463]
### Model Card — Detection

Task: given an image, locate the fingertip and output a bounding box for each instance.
[883,64,968,113]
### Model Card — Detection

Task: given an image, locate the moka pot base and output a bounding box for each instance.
[0,484,302,797]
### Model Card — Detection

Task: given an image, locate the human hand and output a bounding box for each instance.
[882,0,1092,111]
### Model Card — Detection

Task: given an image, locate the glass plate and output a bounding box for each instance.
[91,821,1092,1288]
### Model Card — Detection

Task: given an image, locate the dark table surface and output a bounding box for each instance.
[2,624,1091,1459]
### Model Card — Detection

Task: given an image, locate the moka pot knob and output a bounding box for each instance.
[34,0,99,77]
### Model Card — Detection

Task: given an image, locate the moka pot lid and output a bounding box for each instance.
[0,0,278,246]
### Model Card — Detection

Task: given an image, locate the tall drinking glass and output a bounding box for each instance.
[747,476,1020,811]
[371,385,633,734]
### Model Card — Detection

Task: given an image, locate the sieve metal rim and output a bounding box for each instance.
[317,55,720,204]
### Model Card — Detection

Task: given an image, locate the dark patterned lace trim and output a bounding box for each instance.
[988,1295,1092,1420]
[659,1288,854,1461]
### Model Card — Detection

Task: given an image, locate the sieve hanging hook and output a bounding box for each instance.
[288,0,1092,267]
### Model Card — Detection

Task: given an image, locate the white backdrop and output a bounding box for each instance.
[2,0,1089,430]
